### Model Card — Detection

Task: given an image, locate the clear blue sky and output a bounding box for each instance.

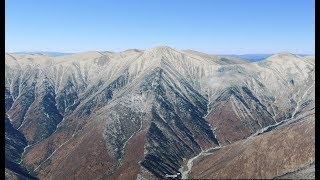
[5,0,315,54]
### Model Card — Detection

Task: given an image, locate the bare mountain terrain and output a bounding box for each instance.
[5,46,314,179]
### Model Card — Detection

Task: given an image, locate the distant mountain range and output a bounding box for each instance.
[13,51,73,57]
[223,54,311,62]
[12,51,311,62]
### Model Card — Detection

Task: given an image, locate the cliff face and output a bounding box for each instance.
[4,48,314,179]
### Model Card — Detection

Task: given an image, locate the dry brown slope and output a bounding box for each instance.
[275,163,314,179]
[190,114,315,179]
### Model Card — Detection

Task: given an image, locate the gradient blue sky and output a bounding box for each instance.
[5,0,315,54]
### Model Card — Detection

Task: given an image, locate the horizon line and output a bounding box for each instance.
[5,48,314,56]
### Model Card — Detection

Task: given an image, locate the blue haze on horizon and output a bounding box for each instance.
[5,0,315,54]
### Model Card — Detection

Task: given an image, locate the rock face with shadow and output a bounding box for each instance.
[5,115,37,179]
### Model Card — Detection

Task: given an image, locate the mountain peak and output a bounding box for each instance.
[260,52,300,63]
[145,46,178,54]
[270,52,297,58]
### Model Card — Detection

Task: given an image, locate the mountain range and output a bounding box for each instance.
[12,51,312,62]
[5,46,315,179]
[225,54,311,62]
[12,51,73,57]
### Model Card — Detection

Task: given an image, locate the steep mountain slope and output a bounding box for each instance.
[190,114,315,179]
[5,47,315,179]
[5,115,37,179]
